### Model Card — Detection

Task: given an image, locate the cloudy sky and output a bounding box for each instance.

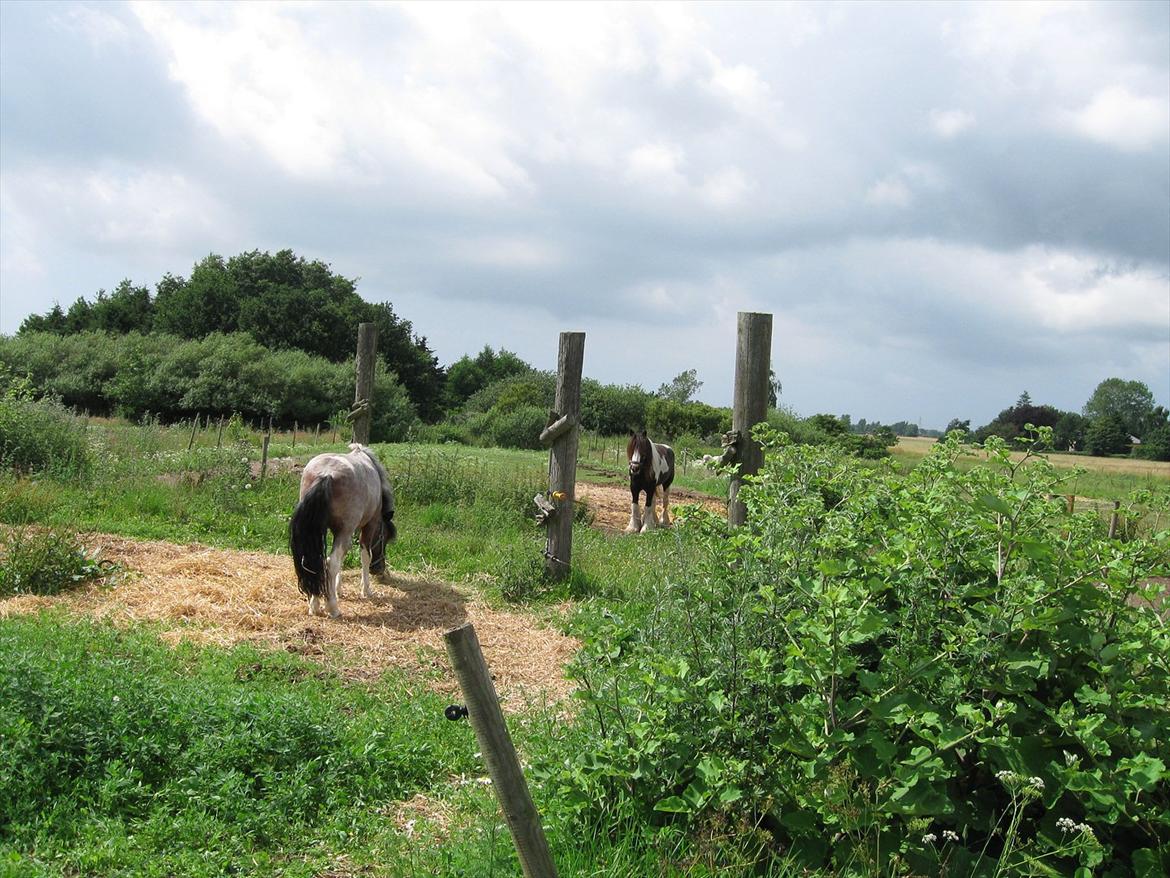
[1,1,1167,428]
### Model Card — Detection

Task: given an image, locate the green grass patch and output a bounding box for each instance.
[0,614,483,877]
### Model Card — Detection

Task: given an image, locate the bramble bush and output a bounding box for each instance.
[546,429,1169,876]
[0,370,90,477]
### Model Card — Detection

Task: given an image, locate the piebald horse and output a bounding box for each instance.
[289,444,396,617]
[626,430,676,534]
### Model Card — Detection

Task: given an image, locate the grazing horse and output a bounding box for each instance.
[626,430,675,534]
[289,443,396,618]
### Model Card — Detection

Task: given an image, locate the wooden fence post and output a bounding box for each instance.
[728,312,773,527]
[216,415,225,449]
[443,623,558,878]
[187,415,199,451]
[1108,500,1121,539]
[260,417,271,483]
[352,322,378,446]
[542,332,585,581]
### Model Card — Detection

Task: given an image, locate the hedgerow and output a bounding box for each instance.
[548,430,1170,875]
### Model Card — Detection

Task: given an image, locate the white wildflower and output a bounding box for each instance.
[1028,776,1045,790]
[942,830,959,842]
[922,833,937,844]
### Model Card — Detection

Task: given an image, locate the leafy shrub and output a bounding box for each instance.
[485,404,548,451]
[0,331,419,439]
[646,398,730,441]
[0,372,90,477]
[581,380,654,435]
[1133,424,1170,462]
[548,430,1170,875]
[0,527,115,597]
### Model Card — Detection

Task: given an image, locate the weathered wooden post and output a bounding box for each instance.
[216,415,225,449]
[444,623,558,878]
[1108,499,1121,539]
[539,332,585,580]
[260,416,272,483]
[727,312,773,527]
[351,322,377,446]
[187,415,199,451]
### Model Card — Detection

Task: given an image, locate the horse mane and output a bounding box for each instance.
[357,447,392,504]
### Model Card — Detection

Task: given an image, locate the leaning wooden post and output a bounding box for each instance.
[1108,500,1121,539]
[216,415,225,449]
[444,623,558,878]
[728,312,773,527]
[351,322,378,446]
[541,332,585,581]
[187,415,199,451]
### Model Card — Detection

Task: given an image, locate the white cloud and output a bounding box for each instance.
[455,236,564,270]
[1063,86,1170,152]
[625,142,688,193]
[3,166,236,251]
[865,177,913,208]
[930,108,975,138]
[700,167,750,209]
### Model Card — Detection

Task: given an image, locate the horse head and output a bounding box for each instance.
[627,430,652,479]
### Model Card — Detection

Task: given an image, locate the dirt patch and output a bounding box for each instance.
[250,456,303,480]
[0,534,577,709]
[575,481,725,533]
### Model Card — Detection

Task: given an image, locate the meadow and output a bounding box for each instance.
[2,415,1168,877]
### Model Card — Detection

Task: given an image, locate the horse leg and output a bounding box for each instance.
[640,488,658,533]
[325,530,350,618]
[624,484,642,534]
[661,486,672,527]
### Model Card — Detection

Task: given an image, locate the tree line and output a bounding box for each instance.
[945,383,1170,460]
[18,250,445,421]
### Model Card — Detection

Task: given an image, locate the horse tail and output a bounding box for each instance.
[289,476,332,598]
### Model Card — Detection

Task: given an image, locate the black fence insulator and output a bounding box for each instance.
[445,704,469,721]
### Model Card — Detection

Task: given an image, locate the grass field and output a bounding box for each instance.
[893,435,1169,501]
[2,418,1167,876]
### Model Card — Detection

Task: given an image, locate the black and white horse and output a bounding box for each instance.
[626,430,675,534]
[289,444,396,617]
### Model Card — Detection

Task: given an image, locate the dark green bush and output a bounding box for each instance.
[548,430,1170,875]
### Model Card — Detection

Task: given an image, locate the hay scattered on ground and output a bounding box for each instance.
[0,534,578,708]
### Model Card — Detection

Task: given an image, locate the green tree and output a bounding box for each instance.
[1083,378,1156,439]
[1084,414,1131,456]
[444,346,532,410]
[943,418,971,438]
[656,369,702,404]
[1053,412,1087,451]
